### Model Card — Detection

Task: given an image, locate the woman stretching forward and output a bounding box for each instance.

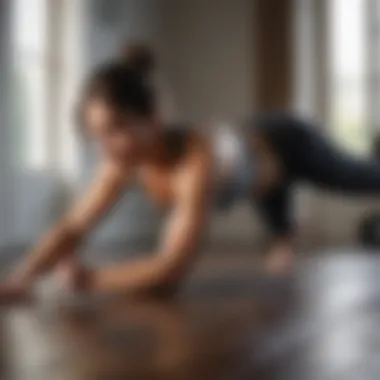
[2,59,380,301]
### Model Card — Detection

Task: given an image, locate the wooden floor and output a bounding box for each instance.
[1,251,380,380]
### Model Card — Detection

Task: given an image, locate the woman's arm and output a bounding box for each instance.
[88,144,212,294]
[11,160,131,287]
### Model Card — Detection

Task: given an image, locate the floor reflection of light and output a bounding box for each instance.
[314,323,362,376]
[6,308,69,379]
[310,310,380,379]
[303,255,380,378]
[303,254,376,320]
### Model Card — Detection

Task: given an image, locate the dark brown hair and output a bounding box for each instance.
[77,43,157,131]
[119,41,156,80]
[82,61,155,118]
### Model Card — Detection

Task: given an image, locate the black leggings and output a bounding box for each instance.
[253,113,380,236]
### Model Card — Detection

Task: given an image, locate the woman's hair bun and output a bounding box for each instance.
[119,41,156,79]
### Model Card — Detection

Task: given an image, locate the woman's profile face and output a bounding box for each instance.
[84,98,158,161]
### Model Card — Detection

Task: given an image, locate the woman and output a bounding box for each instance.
[2,58,380,303]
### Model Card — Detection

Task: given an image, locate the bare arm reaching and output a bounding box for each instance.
[88,143,212,294]
[11,160,131,287]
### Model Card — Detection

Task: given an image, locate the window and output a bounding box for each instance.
[11,0,49,169]
[328,0,368,154]
[367,0,380,139]
[11,0,82,178]
[296,0,380,155]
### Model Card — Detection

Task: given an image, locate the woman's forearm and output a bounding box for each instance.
[89,256,184,294]
[7,161,129,291]
[12,223,83,285]
[90,258,164,293]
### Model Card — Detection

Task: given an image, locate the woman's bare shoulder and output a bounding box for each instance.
[176,128,213,181]
[99,157,136,184]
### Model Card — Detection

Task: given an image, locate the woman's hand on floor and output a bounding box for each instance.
[0,282,34,306]
[56,258,93,293]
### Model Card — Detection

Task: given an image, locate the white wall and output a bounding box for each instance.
[162,0,254,123]
[84,0,166,69]
[0,0,12,246]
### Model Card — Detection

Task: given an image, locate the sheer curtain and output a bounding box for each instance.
[0,0,13,247]
[3,0,163,252]
[2,0,84,248]
[327,0,369,154]
[294,0,380,244]
[295,0,380,149]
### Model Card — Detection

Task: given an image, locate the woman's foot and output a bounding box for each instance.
[265,248,295,275]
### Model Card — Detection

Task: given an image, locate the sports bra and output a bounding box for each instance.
[210,123,257,210]
[164,115,293,237]
[162,123,257,210]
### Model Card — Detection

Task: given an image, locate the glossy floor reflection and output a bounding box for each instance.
[1,252,380,380]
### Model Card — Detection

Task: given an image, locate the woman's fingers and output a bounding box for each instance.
[56,259,92,293]
[0,283,33,306]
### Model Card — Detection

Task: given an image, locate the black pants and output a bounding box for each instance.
[252,114,380,236]
[276,116,380,193]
